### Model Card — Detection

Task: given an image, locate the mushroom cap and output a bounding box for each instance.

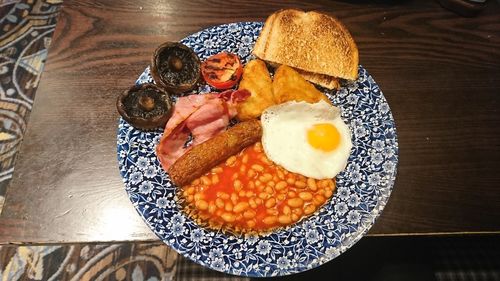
[150,42,201,94]
[116,83,173,130]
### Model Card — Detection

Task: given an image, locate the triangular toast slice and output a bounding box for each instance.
[253,9,358,81]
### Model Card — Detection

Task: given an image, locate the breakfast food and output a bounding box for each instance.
[156,89,250,170]
[294,68,341,90]
[116,83,173,130]
[201,52,243,89]
[150,42,201,94]
[181,142,335,234]
[236,59,276,120]
[119,9,361,236]
[252,9,359,88]
[261,100,352,179]
[168,120,262,186]
[273,65,330,104]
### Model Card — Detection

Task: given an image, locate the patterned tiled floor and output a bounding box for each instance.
[0,242,179,280]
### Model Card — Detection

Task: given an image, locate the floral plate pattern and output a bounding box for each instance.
[117,22,398,277]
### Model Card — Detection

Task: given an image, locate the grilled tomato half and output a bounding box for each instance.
[201,52,243,90]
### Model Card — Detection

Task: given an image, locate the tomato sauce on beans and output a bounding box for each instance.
[180,142,336,234]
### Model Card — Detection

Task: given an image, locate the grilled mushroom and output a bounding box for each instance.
[116,83,173,130]
[150,42,201,94]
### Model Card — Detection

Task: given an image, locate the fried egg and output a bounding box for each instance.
[261,100,352,179]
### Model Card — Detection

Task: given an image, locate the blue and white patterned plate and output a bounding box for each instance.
[117,22,398,277]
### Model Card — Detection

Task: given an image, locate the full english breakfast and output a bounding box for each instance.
[117,9,359,234]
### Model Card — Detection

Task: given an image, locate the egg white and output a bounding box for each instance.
[261,100,352,179]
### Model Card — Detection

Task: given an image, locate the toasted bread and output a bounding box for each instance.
[273,65,330,104]
[237,59,276,120]
[263,60,341,90]
[253,9,358,81]
[293,68,341,90]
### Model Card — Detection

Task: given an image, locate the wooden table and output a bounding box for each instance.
[0,0,499,245]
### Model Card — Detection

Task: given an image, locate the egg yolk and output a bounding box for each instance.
[307,123,340,152]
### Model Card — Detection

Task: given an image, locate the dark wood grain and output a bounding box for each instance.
[0,0,499,244]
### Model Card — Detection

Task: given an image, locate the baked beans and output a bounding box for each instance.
[180,142,336,234]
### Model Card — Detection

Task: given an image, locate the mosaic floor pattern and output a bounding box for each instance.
[0,242,179,281]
